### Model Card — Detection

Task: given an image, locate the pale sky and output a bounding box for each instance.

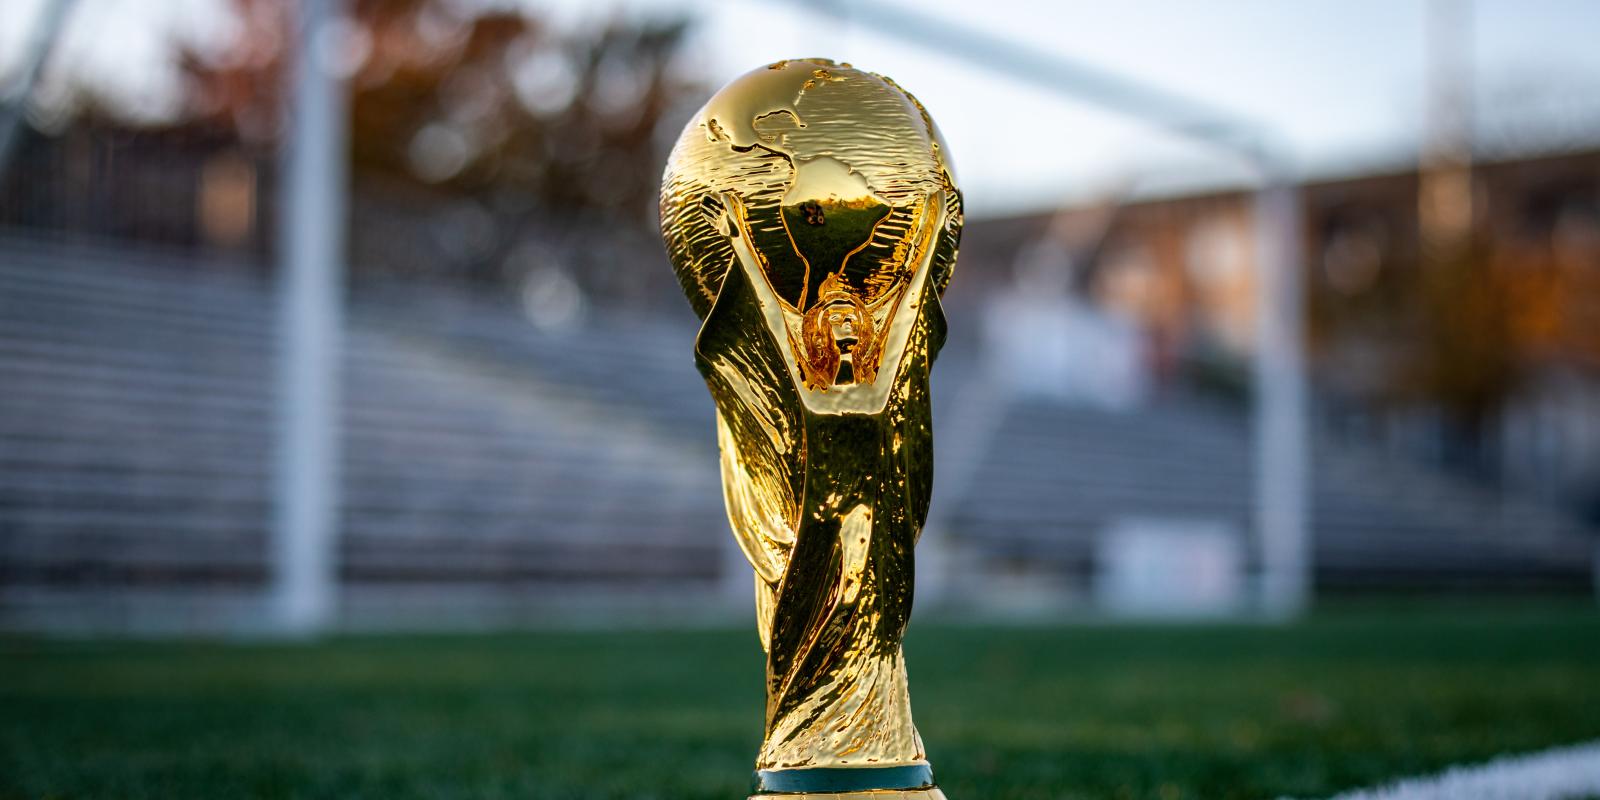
[5,0,1600,216]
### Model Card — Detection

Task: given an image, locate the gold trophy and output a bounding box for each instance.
[660,59,962,798]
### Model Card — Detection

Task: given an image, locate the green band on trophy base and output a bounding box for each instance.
[750,790,949,800]
[753,765,936,795]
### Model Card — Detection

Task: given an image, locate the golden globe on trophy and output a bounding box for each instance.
[660,59,962,799]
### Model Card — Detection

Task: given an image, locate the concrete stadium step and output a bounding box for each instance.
[2,269,726,595]
[950,394,1595,591]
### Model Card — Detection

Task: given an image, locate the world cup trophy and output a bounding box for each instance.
[660,59,962,799]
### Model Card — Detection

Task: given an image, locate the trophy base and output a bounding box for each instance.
[747,790,947,800]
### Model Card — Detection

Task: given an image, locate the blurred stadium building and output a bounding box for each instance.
[1,0,1597,632]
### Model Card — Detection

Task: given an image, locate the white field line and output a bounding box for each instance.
[1297,740,1600,800]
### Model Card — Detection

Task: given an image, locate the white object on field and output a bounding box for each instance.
[1299,739,1600,800]
[1094,517,1245,618]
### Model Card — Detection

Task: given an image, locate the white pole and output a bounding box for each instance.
[1252,165,1310,618]
[272,0,347,635]
[0,0,78,181]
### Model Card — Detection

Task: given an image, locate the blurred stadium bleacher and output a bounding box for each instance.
[2,236,1593,632]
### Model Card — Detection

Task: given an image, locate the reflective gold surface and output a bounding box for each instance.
[659,59,962,780]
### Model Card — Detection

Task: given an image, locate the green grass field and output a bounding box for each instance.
[4,604,1599,800]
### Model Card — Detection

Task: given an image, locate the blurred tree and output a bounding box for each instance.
[1405,239,1519,475]
[1308,207,1599,479]
[178,0,698,300]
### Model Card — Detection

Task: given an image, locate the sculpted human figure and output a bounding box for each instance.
[659,58,962,797]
